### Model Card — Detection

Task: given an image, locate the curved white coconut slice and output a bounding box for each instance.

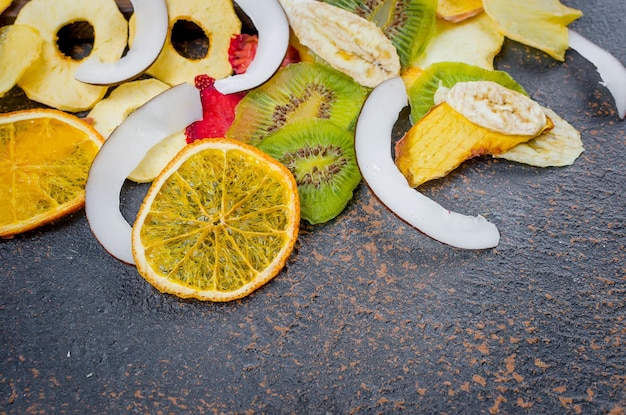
[75,0,168,85]
[568,29,626,120]
[214,0,289,94]
[354,76,500,250]
[85,83,203,264]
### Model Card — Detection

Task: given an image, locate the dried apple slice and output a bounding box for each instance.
[85,83,203,264]
[355,76,500,250]
[411,13,503,70]
[75,0,168,86]
[86,78,187,183]
[131,0,241,86]
[0,24,42,97]
[437,0,483,23]
[496,107,583,167]
[214,0,290,94]
[0,0,11,14]
[14,0,127,111]
[482,0,582,61]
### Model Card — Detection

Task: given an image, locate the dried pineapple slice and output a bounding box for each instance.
[437,0,483,23]
[130,0,241,86]
[411,12,503,70]
[0,24,42,97]
[496,107,583,167]
[14,0,127,112]
[482,0,582,61]
[280,0,400,88]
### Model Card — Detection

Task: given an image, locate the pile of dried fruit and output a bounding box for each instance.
[1,0,625,301]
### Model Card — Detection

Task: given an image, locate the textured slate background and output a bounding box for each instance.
[1,0,625,413]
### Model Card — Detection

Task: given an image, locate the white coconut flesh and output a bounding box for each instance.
[214,0,290,94]
[75,0,168,85]
[568,29,626,120]
[85,83,203,264]
[354,76,501,250]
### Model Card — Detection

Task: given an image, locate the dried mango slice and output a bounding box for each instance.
[437,0,483,23]
[496,107,583,167]
[395,103,542,187]
[482,0,582,61]
[411,12,503,70]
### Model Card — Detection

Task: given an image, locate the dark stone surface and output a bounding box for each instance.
[1,0,625,413]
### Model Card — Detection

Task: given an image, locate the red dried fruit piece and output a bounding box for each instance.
[185,74,246,144]
[229,34,258,75]
[228,34,301,75]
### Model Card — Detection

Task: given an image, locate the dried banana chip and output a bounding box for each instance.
[280,0,400,88]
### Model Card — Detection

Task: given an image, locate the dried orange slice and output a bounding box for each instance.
[0,109,104,237]
[131,138,300,302]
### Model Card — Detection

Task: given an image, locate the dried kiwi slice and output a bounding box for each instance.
[408,61,528,123]
[227,62,369,147]
[257,119,362,225]
[321,0,437,68]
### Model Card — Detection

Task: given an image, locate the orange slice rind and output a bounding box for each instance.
[0,109,103,237]
[131,138,300,302]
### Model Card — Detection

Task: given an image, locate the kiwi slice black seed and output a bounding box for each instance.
[321,0,437,68]
[408,61,528,124]
[257,119,362,225]
[226,62,370,147]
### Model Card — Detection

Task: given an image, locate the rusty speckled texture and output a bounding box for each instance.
[1,0,625,413]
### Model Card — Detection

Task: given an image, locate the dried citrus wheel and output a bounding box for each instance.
[131,138,300,302]
[0,109,104,237]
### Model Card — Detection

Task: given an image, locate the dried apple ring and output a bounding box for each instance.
[130,0,241,86]
[14,0,127,112]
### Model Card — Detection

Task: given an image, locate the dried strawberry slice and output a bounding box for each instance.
[185,74,246,144]
[228,34,258,75]
[228,34,301,75]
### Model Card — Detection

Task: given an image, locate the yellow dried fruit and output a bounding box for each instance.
[496,107,583,167]
[0,109,103,237]
[14,0,127,111]
[0,24,42,98]
[130,0,241,86]
[411,12,503,70]
[482,0,582,61]
[394,103,543,187]
[0,0,11,14]
[444,80,547,136]
[132,138,300,301]
[86,78,186,183]
[437,0,483,22]
[280,0,400,88]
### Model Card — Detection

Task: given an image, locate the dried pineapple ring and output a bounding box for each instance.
[130,0,241,86]
[75,0,168,86]
[14,0,127,112]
